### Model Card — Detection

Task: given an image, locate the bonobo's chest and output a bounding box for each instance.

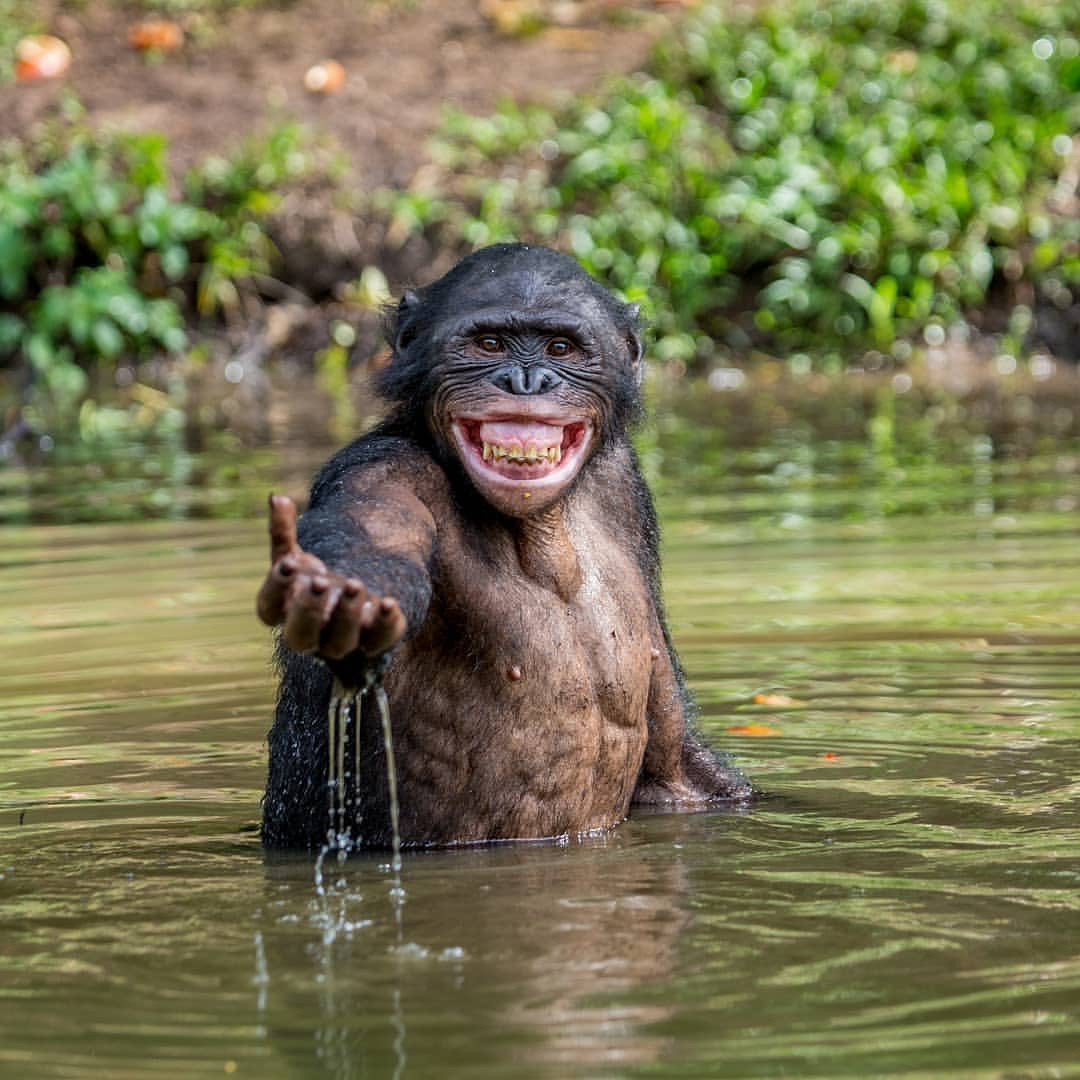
[381,492,658,842]
[430,502,655,705]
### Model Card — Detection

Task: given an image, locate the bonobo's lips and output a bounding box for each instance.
[450,411,593,503]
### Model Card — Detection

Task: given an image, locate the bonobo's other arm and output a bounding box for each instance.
[635,613,756,807]
[256,488,431,683]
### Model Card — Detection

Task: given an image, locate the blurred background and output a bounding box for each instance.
[1,0,1079,517]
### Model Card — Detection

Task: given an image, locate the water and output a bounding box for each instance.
[2,381,1080,1078]
[317,677,403,938]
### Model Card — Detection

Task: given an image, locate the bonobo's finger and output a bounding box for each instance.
[256,554,298,626]
[267,494,300,565]
[281,573,341,654]
[357,595,407,657]
[319,579,367,660]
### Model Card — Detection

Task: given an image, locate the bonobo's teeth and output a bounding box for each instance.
[481,441,561,465]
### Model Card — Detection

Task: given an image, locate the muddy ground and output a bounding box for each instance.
[5,1,672,185]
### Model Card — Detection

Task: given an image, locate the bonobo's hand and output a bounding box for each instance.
[256,495,406,668]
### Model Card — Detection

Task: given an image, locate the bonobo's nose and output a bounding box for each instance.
[490,363,563,396]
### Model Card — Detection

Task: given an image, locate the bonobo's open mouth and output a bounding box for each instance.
[450,413,593,508]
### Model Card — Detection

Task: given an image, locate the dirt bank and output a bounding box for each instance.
[5,1,673,184]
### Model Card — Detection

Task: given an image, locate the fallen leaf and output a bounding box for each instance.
[728,724,780,736]
[14,35,72,81]
[128,20,185,52]
[304,60,346,94]
[752,692,806,707]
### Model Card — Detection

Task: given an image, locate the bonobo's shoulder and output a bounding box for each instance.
[308,429,446,510]
[579,439,652,520]
[576,437,661,576]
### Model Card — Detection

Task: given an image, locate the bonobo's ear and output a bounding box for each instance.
[625,303,645,387]
[394,289,422,353]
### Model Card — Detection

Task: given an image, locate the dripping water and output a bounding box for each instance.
[314,669,405,943]
[313,684,352,896]
[314,677,363,892]
[376,681,405,942]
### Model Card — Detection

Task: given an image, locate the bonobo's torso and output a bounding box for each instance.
[383,444,659,844]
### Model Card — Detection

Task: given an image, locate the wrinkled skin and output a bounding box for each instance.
[259,243,754,848]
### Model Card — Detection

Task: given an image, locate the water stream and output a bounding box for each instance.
[316,676,404,941]
[2,383,1079,1077]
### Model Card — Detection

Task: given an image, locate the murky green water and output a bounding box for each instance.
[3,383,1080,1078]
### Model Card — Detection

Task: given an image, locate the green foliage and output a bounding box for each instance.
[0,113,310,418]
[184,122,312,313]
[383,0,1080,365]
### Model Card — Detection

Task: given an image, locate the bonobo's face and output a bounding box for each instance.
[384,245,642,518]
[436,315,603,517]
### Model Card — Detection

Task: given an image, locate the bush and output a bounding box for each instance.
[0,110,311,418]
[381,0,1080,366]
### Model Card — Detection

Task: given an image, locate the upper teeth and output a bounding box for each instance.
[483,442,562,464]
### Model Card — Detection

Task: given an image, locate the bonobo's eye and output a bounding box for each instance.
[475,334,504,354]
[545,337,577,359]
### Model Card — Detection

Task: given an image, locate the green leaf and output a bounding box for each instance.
[91,318,124,358]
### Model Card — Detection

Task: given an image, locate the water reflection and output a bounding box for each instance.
[259,826,710,1075]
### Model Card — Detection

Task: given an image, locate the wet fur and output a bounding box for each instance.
[263,245,753,848]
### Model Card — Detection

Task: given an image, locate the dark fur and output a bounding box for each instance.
[263,244,753,849]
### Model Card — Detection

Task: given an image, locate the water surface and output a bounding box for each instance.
[2,385,1079,1078]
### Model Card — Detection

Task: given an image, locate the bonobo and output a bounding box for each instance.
[257,243,754,848]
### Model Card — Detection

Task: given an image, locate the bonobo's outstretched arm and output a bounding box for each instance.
[257,495,407,667]
[260,470,438,848]
[256,470,437,684]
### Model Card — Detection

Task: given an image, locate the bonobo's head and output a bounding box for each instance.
[379,243,644,517]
